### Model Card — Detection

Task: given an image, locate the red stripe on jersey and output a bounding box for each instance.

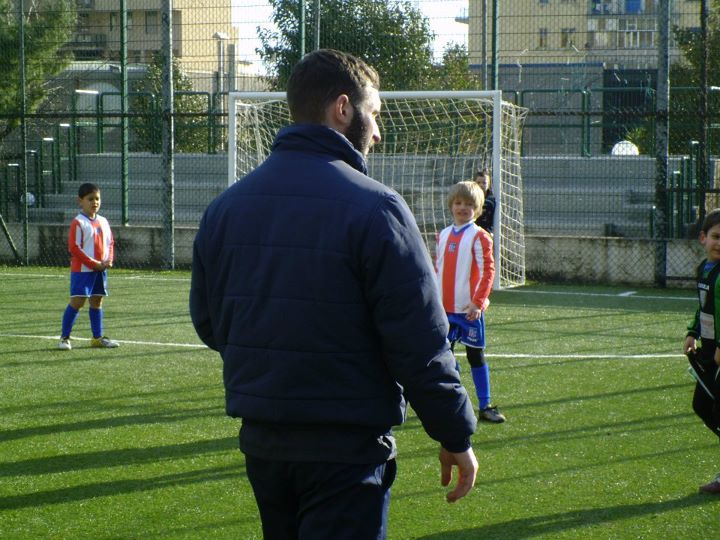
[440,229,461,313]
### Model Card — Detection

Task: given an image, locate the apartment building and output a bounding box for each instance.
[464,0,703,154]
[66,0,241,87]
[468,0,700,73]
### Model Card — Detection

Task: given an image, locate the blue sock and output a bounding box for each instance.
[471,364,491,409]
[89,307,103,338]
[61,305,79,338]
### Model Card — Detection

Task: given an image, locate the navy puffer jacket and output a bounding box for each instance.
[190,124,476,463]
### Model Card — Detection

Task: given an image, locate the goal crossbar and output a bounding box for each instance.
[228,90,525,289]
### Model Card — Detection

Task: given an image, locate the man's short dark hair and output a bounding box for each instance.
[702,209,720,234]
[286,49,380,124]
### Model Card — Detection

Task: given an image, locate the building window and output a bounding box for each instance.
[539,0,549,4]
[619,17,655,48]
[560,28,576,48]
[145,11,159,34]
[587,17,618,49]
[109,13,116,32]
[538,28,548,49]
[77,13,89,31]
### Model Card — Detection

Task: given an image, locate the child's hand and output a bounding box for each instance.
[463,303,482,321]
[715,348,720,367]
[683,335,696,356]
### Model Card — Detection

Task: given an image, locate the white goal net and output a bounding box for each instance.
[228,91,528,289]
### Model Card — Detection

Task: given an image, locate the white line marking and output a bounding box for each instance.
[0,333,682,359]
[0,333,207,349]
[488,353,682,359]
[618,291,637,297]
[0,272,697,300]
[0,272,188,282]
[504,289,694,302]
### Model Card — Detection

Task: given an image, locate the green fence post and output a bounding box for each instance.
[97,92,104,153]
[58,123,71,193]
[8,163,20,220]
[1,165,6,218]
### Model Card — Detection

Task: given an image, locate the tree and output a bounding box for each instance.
[258,0,436,91]
[432,43,481,91]
[0,0,76,148]
[628,3,720,155]
[133,53,215,154]
[669,6,720,155]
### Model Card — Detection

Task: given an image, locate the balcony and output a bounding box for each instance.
[590,0,657,16]
[66,32,108,59]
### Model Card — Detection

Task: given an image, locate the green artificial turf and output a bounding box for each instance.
[1,267,718,538]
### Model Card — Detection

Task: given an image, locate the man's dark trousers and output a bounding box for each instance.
[245,456,397,540]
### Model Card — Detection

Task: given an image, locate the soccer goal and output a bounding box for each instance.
[228,90,528,289]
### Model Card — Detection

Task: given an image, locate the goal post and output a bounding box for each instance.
[228,90,528,289]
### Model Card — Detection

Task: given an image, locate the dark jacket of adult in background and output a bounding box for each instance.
[475,187,496,234]
[190,124,476,464]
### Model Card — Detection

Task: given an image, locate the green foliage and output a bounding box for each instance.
[432,43,481,91]
[2,268,720,538]
[631,3,720,155]
[0,0,75,146]
[132,53,215,154]
[258,0,436,91]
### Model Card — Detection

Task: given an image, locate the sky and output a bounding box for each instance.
[232,0,468,72]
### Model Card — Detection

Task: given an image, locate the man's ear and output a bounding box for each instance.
[326,93,352,131]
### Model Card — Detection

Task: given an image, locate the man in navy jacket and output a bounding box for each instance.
[190,49,477,539]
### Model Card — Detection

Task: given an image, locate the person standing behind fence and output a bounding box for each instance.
[189,49,478,539]
[683,209,720,494]
[437,180,505,423]
[474,167,496,234]
[58,183,118,351]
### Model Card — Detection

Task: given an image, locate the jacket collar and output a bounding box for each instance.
[272,124,368,175]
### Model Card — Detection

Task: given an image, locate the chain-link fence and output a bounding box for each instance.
[0,0,717,286]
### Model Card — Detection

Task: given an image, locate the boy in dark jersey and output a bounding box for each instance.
[474,167,496,234]
[684,209,720,494]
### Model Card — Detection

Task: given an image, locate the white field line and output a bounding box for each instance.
[503,288,694,302]
[489,352,682,359]
[0,332,206,349]
[1,272,696,301]
[0,272,188,282]
[0,332,684,359]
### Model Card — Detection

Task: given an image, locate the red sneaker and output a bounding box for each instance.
[699,473,720,494]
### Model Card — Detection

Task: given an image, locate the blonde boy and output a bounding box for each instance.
[436,181,504,422]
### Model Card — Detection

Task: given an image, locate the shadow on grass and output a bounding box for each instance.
[0,463,245,510]
[404,410,698,460]
[493,287,691,312]
[0,436,237,477]
[0,384,220,415]
[397,382,691,434]
[414,494,714,539]
[0,342,211,369]
[398,440,719,496]
[487,355,683,372]
[2,404,222,442]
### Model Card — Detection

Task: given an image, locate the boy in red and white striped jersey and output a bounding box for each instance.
[58,183,118,350]
[436,181,504,423]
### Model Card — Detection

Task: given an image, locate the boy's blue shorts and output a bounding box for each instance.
[447,312,485,349]
[70,271,108,297]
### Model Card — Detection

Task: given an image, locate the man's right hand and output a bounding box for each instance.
[439,446,478,503]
